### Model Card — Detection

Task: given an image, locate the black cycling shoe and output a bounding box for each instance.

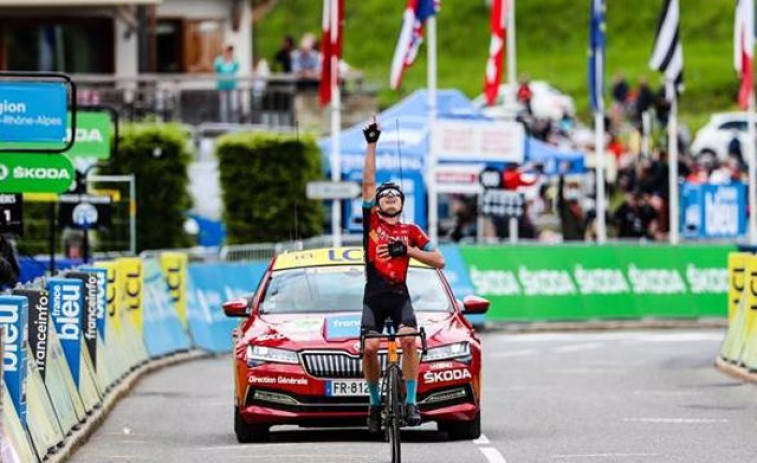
[367,406,382,433]
[405,404,422,427]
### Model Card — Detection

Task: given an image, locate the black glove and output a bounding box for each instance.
[387,241,407,258]
[363,123,381,144]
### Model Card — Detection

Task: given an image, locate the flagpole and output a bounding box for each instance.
[330,0,342,248]
[594,112,607,243]
[427,15,439,243]
[668,86,679,245]
[506,0,517,105]
[748,92,757,244]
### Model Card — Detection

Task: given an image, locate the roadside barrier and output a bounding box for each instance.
[0,251,260,462]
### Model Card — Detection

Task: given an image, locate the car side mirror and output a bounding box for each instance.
[222,298,249,318]
[462,295,490,315]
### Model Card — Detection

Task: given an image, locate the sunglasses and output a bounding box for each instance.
[378,189,401,199]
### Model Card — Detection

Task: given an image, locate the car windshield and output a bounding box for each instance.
[258,265,452,314]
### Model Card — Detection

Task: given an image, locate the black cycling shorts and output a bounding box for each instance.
[361,291,417,333]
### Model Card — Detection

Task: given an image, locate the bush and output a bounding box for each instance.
[216,132,324,244]
[101,123,193,252]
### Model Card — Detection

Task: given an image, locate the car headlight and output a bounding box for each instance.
[423,342,470,362]
[246,345,299,366]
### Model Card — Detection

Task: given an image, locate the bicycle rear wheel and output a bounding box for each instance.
[386,366,402,463]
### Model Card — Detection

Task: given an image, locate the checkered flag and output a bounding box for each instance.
[482,190,525,218]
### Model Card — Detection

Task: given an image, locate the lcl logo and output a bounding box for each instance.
[125,265,142,311]
[106,266,117,318]
[163,263,182,303]
[733,267,745,308]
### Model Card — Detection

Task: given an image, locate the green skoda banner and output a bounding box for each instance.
[10,111,113,160]
[460,244,734,321]
[0,153,75,193]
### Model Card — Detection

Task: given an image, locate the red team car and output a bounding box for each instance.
[223,247,489,443]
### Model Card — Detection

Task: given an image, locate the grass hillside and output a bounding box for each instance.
[255,0,739,127]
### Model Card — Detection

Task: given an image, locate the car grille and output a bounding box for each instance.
[300,351,391,379]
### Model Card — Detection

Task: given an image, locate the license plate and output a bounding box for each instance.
[326,380,369,397]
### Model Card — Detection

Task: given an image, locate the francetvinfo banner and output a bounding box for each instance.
[460,244,733,321]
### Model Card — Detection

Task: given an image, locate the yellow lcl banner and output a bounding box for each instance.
[118,258,143,334]
[160,252,188,329]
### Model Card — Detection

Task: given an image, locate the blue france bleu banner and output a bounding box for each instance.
[0,295,29,426]
[48,278,84,387]
[325,314,362,340]
[681,183,747,239]
[0,82,67,143]
[81,266,107,340]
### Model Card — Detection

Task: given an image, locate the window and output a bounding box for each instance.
[718,120,748,131]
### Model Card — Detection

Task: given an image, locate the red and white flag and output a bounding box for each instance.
[484,0,507,106]
[735,0,754,109]
[319,0,344,106]
[389,0,440,90]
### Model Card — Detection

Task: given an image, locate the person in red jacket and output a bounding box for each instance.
[517,76,533,115]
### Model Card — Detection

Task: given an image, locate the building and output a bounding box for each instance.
[0,0,252,78]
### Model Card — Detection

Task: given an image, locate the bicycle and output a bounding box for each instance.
[360,323,427,463]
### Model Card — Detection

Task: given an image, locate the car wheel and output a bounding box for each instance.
[234,406,270,443]
[438,411,481,440]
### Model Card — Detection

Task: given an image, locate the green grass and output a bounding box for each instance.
[255,0,742,130]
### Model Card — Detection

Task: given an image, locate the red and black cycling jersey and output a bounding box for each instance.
[362,202,431,297]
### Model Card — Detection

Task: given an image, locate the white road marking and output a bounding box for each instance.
[197,443,301,451]
[553,342,603,353]
[480,447,508,463]
[552,453,660,459]
[226,455,373,460]
[623,417,728,424]
[473,434,490,445]
[490,349,537,358]
[633,390,705,396]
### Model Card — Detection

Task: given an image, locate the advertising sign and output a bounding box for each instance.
[432,119,525,163]
[48,278,84,387]
[0,153,75,193]
[58,194,112,230]
[81,266,107,340]
[0,194,23,235]
[159,253,188,329]
[119,258,144,334]
[12,289,49,380]
[0,295,29,426]
[65,271,99,370]
[461,244,733,321]
[681,183,747,239]
[0,82,67,143]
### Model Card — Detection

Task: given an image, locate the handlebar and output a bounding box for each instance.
[359,327,427,360]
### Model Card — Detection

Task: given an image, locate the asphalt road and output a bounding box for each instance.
[71,329,757,463]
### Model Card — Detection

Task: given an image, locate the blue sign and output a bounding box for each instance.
[681,183,747,239]
[0,82,68,143]
[0,295,29,426]
[81,267,107,340]
[325,314,362,340]
[48,278,84,387]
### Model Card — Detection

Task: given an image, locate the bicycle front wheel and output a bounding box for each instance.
[387,366,402,463]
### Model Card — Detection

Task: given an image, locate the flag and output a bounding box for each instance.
[484,0,507,106]
[588,0,606,113]
[389,0,440,90]
[319,0,344,106]
[649,0,684,100]
[735,0,754,109]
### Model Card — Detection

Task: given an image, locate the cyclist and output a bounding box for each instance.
[360,116,446,433]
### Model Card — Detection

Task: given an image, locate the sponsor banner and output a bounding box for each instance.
[97,261,120,335]
[47,278,84,387]
[460,244,734,321]
[12,289,49,380]
[681,183,747,239]
[0,194,23,235]
[0,153,75,193]
[0,295,29,427]
[432,119,525,163]
[0,82,67,143]
[423,367,472,384]
[159,252,188,329]
[439,245,483,326]
[56,111,112,160]
[65,271,99,370]
[142,259,191,357]
[81,266,107,340]
[118,258,143,334]
[727,253,748,323]
[58,194,113,230]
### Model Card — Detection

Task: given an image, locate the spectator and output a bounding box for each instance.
[557,169,586,241]
[613,190,659,240]
[214,45,240,123]
[274,35,295,73]
[0,234,20,288]
[502,163,538,190]
[611,73,630,105]
[654,84,671,126]
[634,76,655,127]
[516,75,533,115]
[728,131,743,161]
[291,33,320,80]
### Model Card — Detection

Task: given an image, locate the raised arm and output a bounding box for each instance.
[362,116,380,202]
